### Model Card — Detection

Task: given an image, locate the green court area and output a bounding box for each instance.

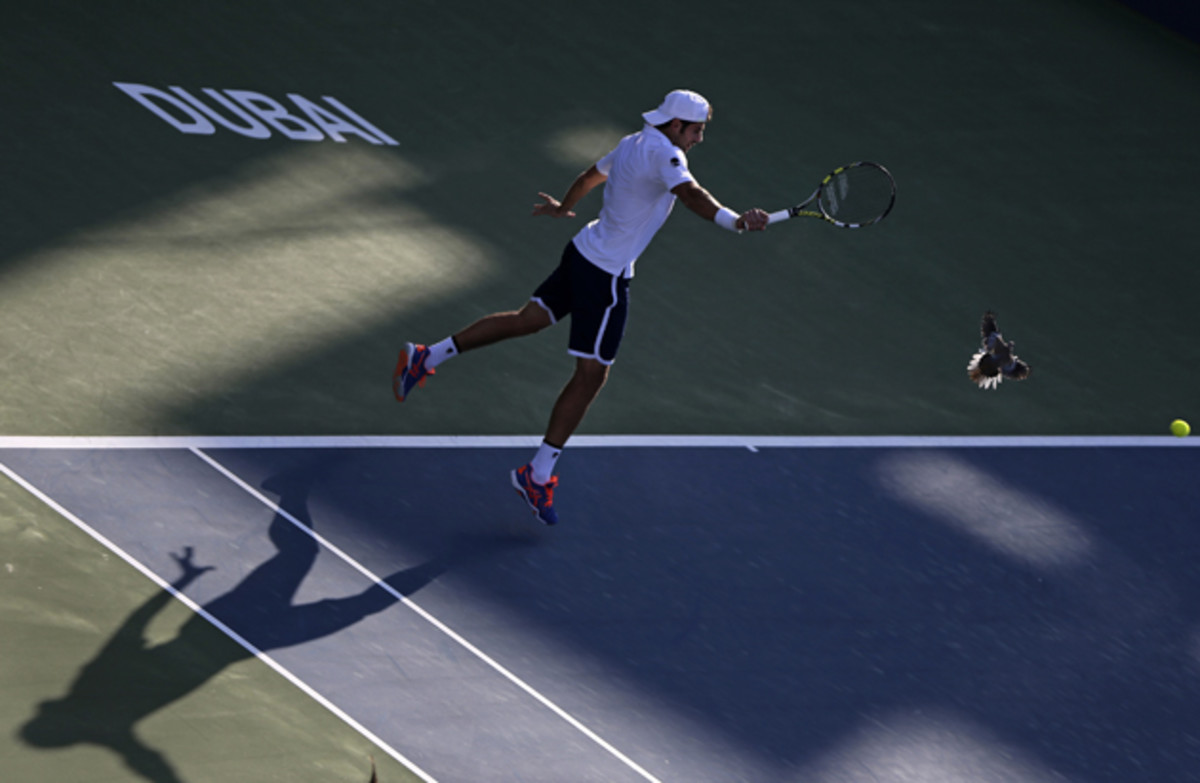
[4,1,1198,440]
[2,1,1198,780]
[0,474,422,783]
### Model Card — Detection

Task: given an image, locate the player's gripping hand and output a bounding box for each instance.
[738,208,770,231]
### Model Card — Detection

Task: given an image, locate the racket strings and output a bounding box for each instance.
[819,165,894,226]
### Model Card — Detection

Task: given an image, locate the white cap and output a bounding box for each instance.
[642,89,711,126]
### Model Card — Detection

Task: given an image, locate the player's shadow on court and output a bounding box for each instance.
[17,459,510,783]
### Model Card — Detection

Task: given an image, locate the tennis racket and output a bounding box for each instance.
[767,161,896,228]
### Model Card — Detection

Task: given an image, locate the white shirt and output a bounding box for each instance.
[571,125,696,278]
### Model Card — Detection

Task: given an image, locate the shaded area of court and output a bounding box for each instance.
[4,442,1199,781]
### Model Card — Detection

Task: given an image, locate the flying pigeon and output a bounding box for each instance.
[967,311,1030,389]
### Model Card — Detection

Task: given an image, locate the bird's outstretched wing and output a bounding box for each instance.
[967,311,1030,389]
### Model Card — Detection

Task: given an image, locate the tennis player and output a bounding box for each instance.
[394,89,769,525]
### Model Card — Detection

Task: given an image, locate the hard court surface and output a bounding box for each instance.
[4,437,1200,781]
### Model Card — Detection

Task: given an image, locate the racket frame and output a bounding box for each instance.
[767,161,896,229]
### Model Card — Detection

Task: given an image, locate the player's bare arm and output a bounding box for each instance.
[671,181,769,231]
[397,90,774,526]
[533,165,608,218]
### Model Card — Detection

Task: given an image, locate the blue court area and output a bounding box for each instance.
[3,437,1199,782]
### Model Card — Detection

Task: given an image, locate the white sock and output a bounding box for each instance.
[530,441,562,484]
[425,337,459,370]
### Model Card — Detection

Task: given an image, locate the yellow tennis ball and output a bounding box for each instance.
[1171,419,1190,437]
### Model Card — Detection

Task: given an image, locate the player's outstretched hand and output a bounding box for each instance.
[532,192,576,219]
[739,208,770,231]
[170,546,215,588]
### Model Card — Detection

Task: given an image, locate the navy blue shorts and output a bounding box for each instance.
[532,241,630,365]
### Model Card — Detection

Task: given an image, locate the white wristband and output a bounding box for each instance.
[715,207,742,233]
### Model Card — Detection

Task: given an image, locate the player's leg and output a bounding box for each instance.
[512,250,628,525]
[394,247,572,403]
[452,301,552,352]
[393,303,552,402]
[511,358,608,527]
[544,358,609,449]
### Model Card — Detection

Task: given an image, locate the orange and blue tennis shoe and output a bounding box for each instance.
[511,464,559,525]
[393,342,434,402]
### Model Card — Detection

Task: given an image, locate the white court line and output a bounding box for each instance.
[3,435,1194,781]
[189,447,666,783]
[0,434,1196,450]
[0,458,439,783]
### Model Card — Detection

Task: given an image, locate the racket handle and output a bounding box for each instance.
[766,209,791,224]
